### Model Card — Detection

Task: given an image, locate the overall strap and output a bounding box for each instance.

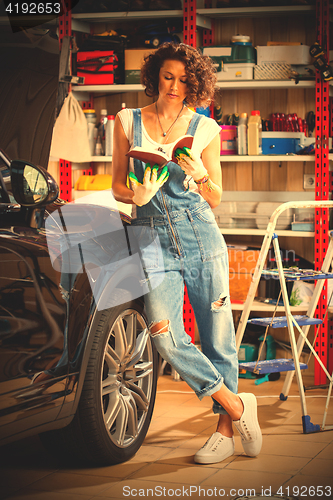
[132,109,142,148]
[187,112,203,136]
[132,109,143,181]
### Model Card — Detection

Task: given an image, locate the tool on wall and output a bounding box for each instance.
[226,113,239,126]
[310,42,333,82]
[57,36,84,118]
[306,111,315,137]
[214,105,223,125]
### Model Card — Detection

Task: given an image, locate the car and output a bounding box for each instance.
[0,150,161,465]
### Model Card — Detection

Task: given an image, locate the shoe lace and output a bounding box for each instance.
[212,437,224,451]
[239,420,251,440]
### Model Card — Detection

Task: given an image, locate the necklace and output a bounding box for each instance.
[155,101,184,141]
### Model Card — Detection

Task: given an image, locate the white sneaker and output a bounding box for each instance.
[194,432,235,464]
[233,393,262,457]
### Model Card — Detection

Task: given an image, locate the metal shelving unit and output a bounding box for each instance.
[59,2,332,367]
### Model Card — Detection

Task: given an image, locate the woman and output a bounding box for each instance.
[112,42,262,464]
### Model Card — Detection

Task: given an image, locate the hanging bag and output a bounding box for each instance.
[50,92,91,162]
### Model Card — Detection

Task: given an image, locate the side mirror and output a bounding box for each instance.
[11,160,59,207]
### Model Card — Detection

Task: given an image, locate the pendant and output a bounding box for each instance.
[163,132,166,137]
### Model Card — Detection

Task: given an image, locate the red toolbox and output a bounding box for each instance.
[77,51,117,85]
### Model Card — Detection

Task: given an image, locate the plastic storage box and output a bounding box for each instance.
[256,45,311,66]
[262,132,305,154]
[254,63,293,80]
[202,45,255,80]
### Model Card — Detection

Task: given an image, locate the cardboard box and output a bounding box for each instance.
[256,45,311,66]
[125,48,156,84]
[228,249,260,302]
[77,51,116,85]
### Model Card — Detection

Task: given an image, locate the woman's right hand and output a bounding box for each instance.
[129,164,169,207]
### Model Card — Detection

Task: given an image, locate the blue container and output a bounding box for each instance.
[262,132,302,155]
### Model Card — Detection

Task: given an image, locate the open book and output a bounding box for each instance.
[126,135,194,168]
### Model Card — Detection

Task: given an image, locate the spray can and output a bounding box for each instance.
[105,115,115,156]
[99,109,108,139]
[83,109,97,156]
[237,112,248,155]
[247,110,262,155]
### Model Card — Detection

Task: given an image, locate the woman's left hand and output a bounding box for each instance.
[175,147,207,181]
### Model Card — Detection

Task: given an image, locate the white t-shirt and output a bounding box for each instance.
[118,108,220,167]
[118,108,221,217]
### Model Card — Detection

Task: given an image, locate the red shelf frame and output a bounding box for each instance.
[314,0,331,385]
[58,0,73,202]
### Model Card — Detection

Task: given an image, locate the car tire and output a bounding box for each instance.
[40,291,157,465]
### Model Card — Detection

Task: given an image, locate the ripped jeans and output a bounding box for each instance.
[131,203,238,414]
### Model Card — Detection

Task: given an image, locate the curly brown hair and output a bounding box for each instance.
[140,42,217,108]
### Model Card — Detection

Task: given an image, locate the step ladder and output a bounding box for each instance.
[235,201,333,433]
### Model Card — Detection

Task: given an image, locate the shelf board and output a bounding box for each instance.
[73,84,144,93]
[90,156,112,162]
[55,155,330,164]
[216,80,316,90]
[72,10,183,21]
[197,5,315,18]
[220,155,316,162]
[71,10,211,28]
[220,227,314,237]
[71,5,314,23]
[73,80,321,94]
[67,155,320,164]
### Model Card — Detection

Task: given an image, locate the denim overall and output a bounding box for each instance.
[131,109,238,413]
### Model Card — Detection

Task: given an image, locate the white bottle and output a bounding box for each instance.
[237,112,248,155]
[105,115,115,156]
[247,110,262,155]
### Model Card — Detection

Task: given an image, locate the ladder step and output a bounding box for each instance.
[239,358,308,374]
[248,315,323,328]
[262,269,333,282]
